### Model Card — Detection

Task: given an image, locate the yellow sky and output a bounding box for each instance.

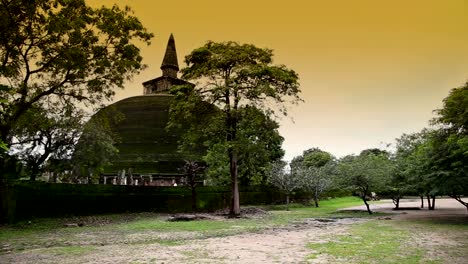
[88,0,468,160]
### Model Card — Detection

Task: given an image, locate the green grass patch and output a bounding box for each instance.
[267,196,384,225]
[308,220,441,264]
[119,218,234,232]
[118,197,369,233]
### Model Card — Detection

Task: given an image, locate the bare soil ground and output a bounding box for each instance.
[1,198,466,264]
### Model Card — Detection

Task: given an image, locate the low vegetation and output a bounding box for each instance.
[1,197,467,264]
[309,221,429,263]
[0,197,364,252]
[308,217,468,264]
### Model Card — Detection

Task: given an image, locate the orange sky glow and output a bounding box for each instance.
[88,0,468,160]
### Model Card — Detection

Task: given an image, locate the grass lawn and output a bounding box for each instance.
[1,197,466,263]
[0,197,367,249]
[307,212,468,264]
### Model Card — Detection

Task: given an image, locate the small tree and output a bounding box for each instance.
[297,163,334,207]
[338,150,393,214]
[291,148,335,207]
[267,161,300,210]
[180,160,205,212]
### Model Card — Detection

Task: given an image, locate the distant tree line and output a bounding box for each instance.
[268,82,468,214]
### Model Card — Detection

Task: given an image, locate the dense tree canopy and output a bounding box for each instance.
[11,104,84,181]
[0,0,153,180]
[434,82,468,132]
[392,129,436,208]
[202,106,285,186]
[170,41,301,215]
[430,82,468,210]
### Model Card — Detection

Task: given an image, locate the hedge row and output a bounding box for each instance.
[0,182,350,223]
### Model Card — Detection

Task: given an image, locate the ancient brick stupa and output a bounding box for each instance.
[90,34,199,185]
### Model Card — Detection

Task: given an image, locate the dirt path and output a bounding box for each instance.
[153,218,365,264]
[1,198,466,263]
[345,198,468,221]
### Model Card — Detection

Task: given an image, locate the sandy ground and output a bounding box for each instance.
[346,198,468,219]
[1,198,467,264]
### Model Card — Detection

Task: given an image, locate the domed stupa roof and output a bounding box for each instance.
[98,34,200,174]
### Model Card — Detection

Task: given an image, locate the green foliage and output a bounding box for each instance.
[291,147,334,169]
[0,0,153,180]
[337,150,394,213]
[290,148,337,207]
[434,82,468,132]
[71,109,121,183]
[0,139,7,155]
[200,106,285,186]
[428,130,468,196]
[388,82,468,209]
[169,41,301,214]
[11,104,84,180]
[393,129,437,197]
[430,82,468,199]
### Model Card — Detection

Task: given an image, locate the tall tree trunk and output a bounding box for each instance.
[286,194,290,211]
[420,195,424,208]
[229,151,240,216]
[225,88,240,217]
[430,195,436,210]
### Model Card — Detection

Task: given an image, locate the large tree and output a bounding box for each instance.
[171,41,301,215]
[0,0,153,180]
[393,130,437,209]
[431,82,468,211]
[11,104,84,181]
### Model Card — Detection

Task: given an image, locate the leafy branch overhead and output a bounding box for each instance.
[0,0,153,181]
[181,41,301,113]
[0,0,153,145]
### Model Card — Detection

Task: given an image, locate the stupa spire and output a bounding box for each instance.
[161,33,179,78]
